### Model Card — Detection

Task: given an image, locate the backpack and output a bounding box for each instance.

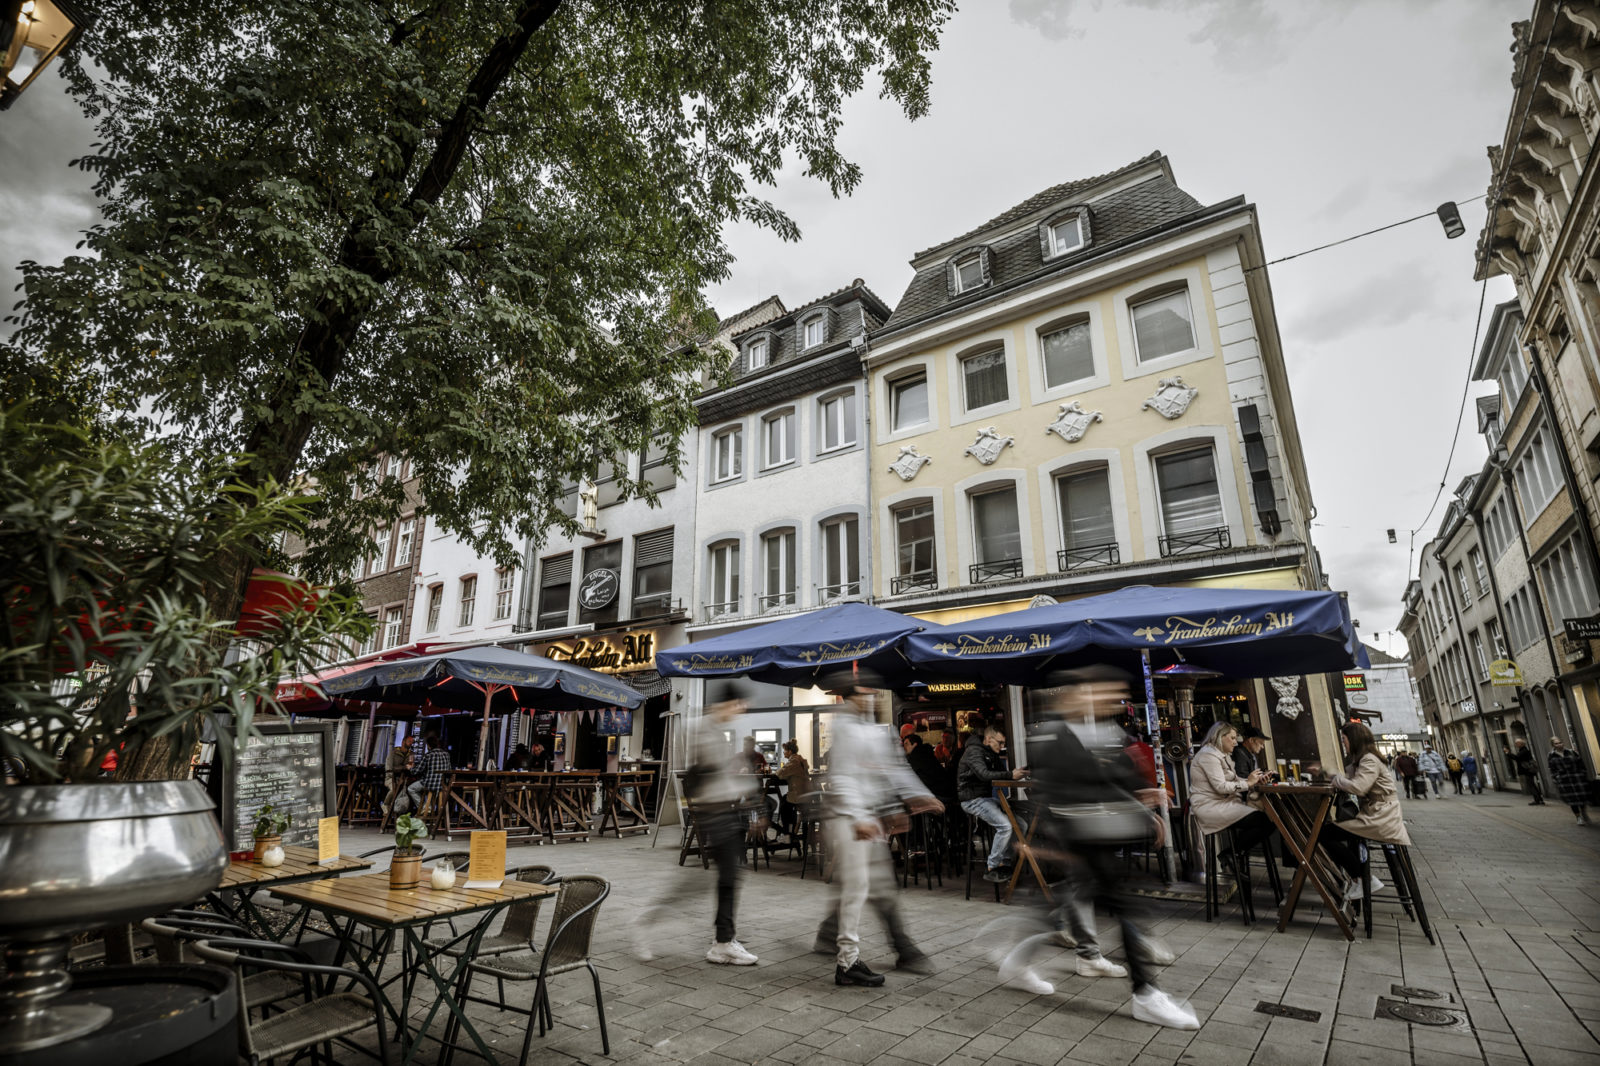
[1446,756,1462,773]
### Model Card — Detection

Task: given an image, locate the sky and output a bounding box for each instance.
[1,0,1526,657]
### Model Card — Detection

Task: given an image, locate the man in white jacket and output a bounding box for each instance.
[1418,746,1447,798]
[821,669,944,987]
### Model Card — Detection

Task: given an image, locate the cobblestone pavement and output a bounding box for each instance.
[307,790,1600,1065]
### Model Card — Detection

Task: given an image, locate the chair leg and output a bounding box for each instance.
[1381,845,1414,919]
[517,984,540,1066]
[588,960,610,1056]
[1204,835,1217,922]
[1361,845,1373,940]
[1397,847,1435,945]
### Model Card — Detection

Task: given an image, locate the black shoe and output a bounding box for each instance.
[836,960,886,987]
[983,867,1011,883]
[1530,800,1542,805]
[896,949,933,974]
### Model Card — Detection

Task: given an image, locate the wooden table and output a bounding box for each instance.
[992,780,1054,904]
[1256,783,1356,941]
[209,846,372,940]
[273,870,556,1066]
[598,770,656,837]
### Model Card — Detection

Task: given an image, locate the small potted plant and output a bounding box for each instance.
[253,803,291,862]
[390,813,428,889]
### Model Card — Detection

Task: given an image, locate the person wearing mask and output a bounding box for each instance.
[1547,737,1592,825]
[821,669,943,987]
[1461,751,1482,795]
[1232,725,1267,779]
[1307,722,1406,900]
[959,726,1026,883]
[1418,746,1446,797]
[636,683,766,965]
[1511,739,1545,805]
[384,734,416,815]
[1190,721,1275,868]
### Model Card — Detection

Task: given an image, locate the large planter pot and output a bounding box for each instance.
[0,781,228,1054]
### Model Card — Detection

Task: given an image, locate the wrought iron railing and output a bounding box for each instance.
[1057,542,1120,572]
[816,581,862,603]
[890,571,937,596]
[757,591,798,613]
[702,599,742,623]
[969,558,1023,584]
[1158,526,1230,558]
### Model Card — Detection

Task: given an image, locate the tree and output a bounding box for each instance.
[4,0,954,612]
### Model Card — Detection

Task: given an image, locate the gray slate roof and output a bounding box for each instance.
[882,157,1209,334]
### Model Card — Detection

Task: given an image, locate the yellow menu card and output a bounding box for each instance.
[465,830,506,889]
[317,816,340,865]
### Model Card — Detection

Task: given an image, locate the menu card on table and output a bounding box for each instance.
[465,830,506,889]
[317,816,340,865]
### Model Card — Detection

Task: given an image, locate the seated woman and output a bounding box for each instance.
[1190,721,1274,864]
[1310,722,1405,899]
[775,740,810,833]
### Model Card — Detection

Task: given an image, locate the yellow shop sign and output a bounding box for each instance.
[1488,659,1523,687]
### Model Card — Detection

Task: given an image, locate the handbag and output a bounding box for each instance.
[1048,798,1151,844]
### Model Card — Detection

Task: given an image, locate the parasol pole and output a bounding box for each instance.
[475,683,506,770]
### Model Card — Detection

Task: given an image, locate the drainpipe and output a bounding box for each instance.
[854,327,874,604]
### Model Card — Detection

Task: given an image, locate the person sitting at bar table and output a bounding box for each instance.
[1232,725,1267,778]
[741,736,770,774]
[1190,721,1274,865]
[1306,721,1403,899]
[505,743,534,770]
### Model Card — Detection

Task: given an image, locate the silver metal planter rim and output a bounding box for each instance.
[0,780,214,823]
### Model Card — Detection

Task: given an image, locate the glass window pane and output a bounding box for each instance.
[1155,447,1223,536]
[1132,289,1195,361]
[972,487,1020,563]
[892,376,928,430]
[957,257,984,291]
[1057,469,1115,548]
[1041,321,1094,388]
[1051,218,1083,255]
[962,348,1008,409]
[896,503,935,575]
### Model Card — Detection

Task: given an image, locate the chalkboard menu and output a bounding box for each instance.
[210,719,336,852]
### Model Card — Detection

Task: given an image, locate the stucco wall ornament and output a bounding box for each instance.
[964,427,1015,465]
[1141,376,1199,420]
[888,445,933,482]
[1269,675,1303,721]
[1045,400,1104,443]
[1577,78,1599,138]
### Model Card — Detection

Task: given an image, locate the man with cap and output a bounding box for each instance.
[821,668,944,986]
[1232,724,1267,779]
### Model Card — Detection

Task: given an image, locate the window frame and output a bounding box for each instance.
[371,527,391,575]
[746,336,770,371]
[968,483,1023,576]
[818,514,861,601]
[953,253,986,294]
[801,314,826,350]
[706,540,742,620]
[816,388,858,454]
[1130,286,1198,364]
[458,575,478,628]
[1039,316,1095,391]
[1113,266,1216,381]
[891,498,938,592]
[382,605,405,650]
[394,518,416,567]
[1047,215,1084,258]
[710,424,744,484]
[761,408,797,470]
[424,584,443,633]
[889,370,930,433]
[759,527,798,611]
[1151,443,1228,556]
[959,345,1010,413]
[494,567,515,622]
[536,553,572,630]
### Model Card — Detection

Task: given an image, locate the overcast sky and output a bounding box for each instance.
[3,0,1525,657]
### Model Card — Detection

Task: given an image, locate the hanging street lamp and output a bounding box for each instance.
[1,0,92,112]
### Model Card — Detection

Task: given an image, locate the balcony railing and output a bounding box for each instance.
[757,591,798,613]
[817,580,862,603]
[1158,526,1231,558]
[702,599,742,623]
[969,558,1024,584]
[891,570,937,596]
[1057,542,1120,573]
[630,593,675,617]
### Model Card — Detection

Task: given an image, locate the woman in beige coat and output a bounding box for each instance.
[1310,721,1409,899]
[1190,721,1274,860]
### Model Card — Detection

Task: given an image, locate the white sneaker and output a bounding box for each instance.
[1131,987,1200,1030]
[998,962,1054,995]
[706,940,758,965]
[1136,940,1177,966]
[1343,876,1382,901]
[1077,955,1128,978]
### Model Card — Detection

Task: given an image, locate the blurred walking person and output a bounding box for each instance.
[820,670,943,987]
[1461,751,1482,795]
[1512,739,1546,805]
[1548,737,1592,825]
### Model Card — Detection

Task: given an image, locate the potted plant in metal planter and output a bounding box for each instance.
[390,814,429,889]
[252,804,292,864]
[0,414,367,1054]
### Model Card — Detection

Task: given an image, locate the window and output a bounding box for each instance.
[632,528,674,615]
[707,541,741,618]
[580,541,622,626]
[424,585,443,632]
[819,516,860,600]
[593,458,626,508]
[890,372,929,432]
[1047,216,1084,257]
[747,337,769,370]
[1469,548,1488,596]
[394,518,415,567]
[970,485,1022,577]
[1538,534,1600,632]
[458,576,477,628]
[760,529,797,611]
[357,615,378,658]
[711,426,743,482]
[1056,467,1117,569]
[1498,344,1528,405]
[802,316,825,350]
[383,606,405,650]
[371,527,391,574]
[1154,446,1226,553]
[1514,431,1561,517]
[350,553,366,582]
[954,254,985,293]
[1503,584,1542,651]
[494,568,514,621]
[818,390,857,452]
[1131,288,1196,362]
[1454,564,1473,604]
[762,410,796,469]
[961,347,1008,410]
[641,437,676,491]
[386,454,403,479]
[1041,319,1094,389]
[1469,630,1489,681]
[893,501,936,592]
[1486,618,1507,659]
[537,554,572,629]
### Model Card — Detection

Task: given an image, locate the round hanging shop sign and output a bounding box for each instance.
[579,568,620,610]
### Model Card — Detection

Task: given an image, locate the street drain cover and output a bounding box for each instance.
[1255,1001,1321,1023]
[1391,985,1451,1001]
[1375,997,1472,1034]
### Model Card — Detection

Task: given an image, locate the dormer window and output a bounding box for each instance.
[954,255,985,293]
[802,315,826,350]
[1048,217,1083,257]
[747,336,769,370]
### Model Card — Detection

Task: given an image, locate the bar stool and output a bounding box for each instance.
[963,811,1002,902]
[1355,842,1434,944]
[1203,827,1282,924]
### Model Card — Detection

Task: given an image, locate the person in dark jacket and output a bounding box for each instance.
[902,730,944,795]
[1231,724,1267,779]
[1511,739,1545,804]
[1394,750,1423,799]
[958,726,1025,881]
[1547,737,1591,824]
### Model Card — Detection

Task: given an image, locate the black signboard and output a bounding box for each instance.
[210,719,336,852]
[1564,615,1600,640]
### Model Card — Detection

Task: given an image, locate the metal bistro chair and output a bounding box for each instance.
[193,937,389,1066]
[424,864,560,968]
[445,874,611,1064]
[142,914,328,1016]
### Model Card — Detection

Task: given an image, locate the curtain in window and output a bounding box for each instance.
[1132,290,1195,361]
[1042,321,1093,388]
[1155,448,1223,536]
[972,487,1021,563]
[963,348,1008,409]
[1057,469,1114,548]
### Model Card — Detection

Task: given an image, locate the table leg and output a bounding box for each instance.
[401,918,502,1066]
[995,792,1053,905]
[1261,797,1353,940]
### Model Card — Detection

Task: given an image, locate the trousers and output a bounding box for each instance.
[826,819,897,969]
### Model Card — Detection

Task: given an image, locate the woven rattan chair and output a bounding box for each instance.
[444,874,611,1064]
[193,937,389,1066]
[423,864,560,961]
[142,915,331,1014]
